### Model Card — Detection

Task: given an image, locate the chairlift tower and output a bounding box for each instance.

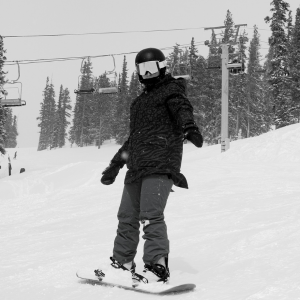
[204,24,247,152]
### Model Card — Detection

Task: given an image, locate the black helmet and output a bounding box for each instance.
[135,48,167,84]
[135,48,166,65]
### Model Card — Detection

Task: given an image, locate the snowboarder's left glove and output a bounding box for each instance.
[183,123,203,148]
[101,163,121,185]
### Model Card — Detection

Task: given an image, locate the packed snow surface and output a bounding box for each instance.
[1,124,300,300]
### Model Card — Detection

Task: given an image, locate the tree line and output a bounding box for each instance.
[37,78,72,151]
[0,36,18,155]
[57,2,299,149]
[2,1,299,153]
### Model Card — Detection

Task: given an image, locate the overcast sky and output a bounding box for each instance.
[1,0,299,148]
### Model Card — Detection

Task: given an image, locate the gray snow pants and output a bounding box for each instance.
[113,174,173,265]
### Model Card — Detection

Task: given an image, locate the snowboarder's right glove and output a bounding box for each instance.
[101,163,121,185]
[183,123,203,148]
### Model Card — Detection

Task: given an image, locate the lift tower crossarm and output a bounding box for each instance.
[204,24,247,45]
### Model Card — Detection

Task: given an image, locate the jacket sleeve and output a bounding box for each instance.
[110,139,129,168]
[165,80,196,129]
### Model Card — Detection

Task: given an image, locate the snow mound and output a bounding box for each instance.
[224,123,300,162]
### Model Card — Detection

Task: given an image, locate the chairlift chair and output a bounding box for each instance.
[97,55,118,94]
[0,86,26,107]
[74,57,96,95]
[171,61,191,80]
[74,55,118,95]
[0,61,26,107]
[227,36,245,76]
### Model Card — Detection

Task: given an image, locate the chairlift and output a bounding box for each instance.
[74,56,118,95]
[74,57,96,95]
[171,61,191,80]
[227,59,245,74]
[227,36,245,76]
[98,55,118,94]
[0,61,26,107]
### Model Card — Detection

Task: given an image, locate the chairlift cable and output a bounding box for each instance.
[2,27,207,39]
[2,26,272,39]
[3,42,206,66]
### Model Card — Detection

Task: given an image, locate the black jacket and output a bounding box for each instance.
[111,74,198,189]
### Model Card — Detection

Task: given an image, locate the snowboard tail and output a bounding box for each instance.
[76,271,196,295]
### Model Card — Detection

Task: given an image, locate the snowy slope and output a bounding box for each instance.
[1,124,300,300]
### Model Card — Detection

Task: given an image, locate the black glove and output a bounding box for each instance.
[184,125,203,148]
[101,163,121,185]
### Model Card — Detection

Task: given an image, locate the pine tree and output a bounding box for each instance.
[167,44,182,76]
[91,73,113,148]
[220,10,245,139]
[229,29,249,140]
[69,58,94,147]
[204,33,222,144]
[51,85,63,148]
[265,0,293,128]
[187,38,205,131]
[222,10,235,43]
[11,115,18,147]
[246,25,270,137]
[47,80,56,148]
[289,8,300,122]
[128,72,142,99]
[59,88,72,147]
[4,109,13,147]
[0,35,5,92]
[37,77,56,150]
[37,81,47,151]
[0,35,7,154]
[188,38,199,79]
[115,56,129,144]
[0,107,6,154]
[4,108,18,147]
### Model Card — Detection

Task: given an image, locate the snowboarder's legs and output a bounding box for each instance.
[140,175,172,265]
[112,174,172,266]
[113,182,141,264]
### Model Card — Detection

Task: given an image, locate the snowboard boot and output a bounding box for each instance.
[94,257,148,287]
[110,256,136,273]
[143,257,170,284]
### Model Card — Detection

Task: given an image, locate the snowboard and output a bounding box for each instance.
[76,271,196,295]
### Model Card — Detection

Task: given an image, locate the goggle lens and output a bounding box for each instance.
[136,61,160,76]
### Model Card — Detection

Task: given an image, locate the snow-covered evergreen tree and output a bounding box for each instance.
[203,32,222,144]
[4,109,18,148]
[69,59,94,147]
[37,77,56,150]
[50,85,71,148]
[115,56,129,144]
[0,35,7,154]
[265,0,293,128]
[0,107,6,154]
[228,30,249,140]
[289,8,300,122]
[51,85,63,149]
[0,36,5,93]
[59,88,72,147]
[246,25,270,136]
[91,73,113,148]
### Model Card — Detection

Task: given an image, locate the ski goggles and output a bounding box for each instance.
[136,60,167,76]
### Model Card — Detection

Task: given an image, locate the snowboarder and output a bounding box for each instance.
[100,48,203,285]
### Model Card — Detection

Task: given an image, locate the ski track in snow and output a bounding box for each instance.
[1,124,300,300]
